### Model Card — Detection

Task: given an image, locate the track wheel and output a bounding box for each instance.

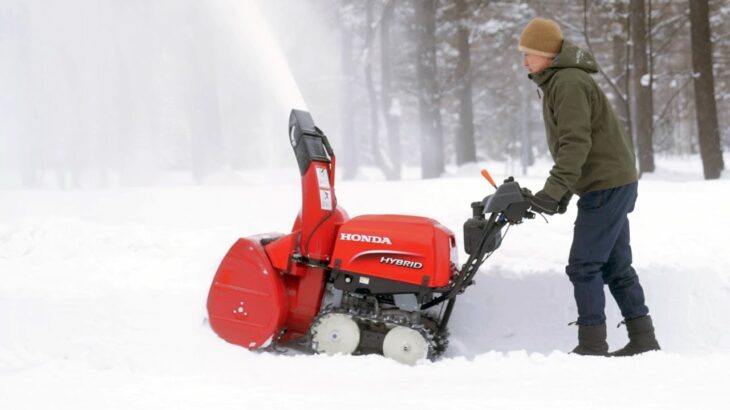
[382,326,429,365]
[311,313,360,355]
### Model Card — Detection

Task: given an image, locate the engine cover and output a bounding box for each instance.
[329,215,456,289]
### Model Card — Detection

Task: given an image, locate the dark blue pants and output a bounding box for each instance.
[567,182,649,326]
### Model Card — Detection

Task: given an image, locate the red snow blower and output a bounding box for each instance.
[207,110,537,364]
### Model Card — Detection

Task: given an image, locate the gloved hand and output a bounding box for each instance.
[528,190,559,215]
[557,192,573,214]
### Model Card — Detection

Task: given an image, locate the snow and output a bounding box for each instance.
[2,156,730,409]
[641,74,651,87]
[481,19,503,34]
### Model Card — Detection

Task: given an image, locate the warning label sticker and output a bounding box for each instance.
[319,189,333,211]
[316,167,330,189]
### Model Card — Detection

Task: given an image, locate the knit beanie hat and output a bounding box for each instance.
[519,18,563,58]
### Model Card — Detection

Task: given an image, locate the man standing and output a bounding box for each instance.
[518,18,660,356]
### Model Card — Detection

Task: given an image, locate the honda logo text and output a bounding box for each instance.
[340,233,392,245]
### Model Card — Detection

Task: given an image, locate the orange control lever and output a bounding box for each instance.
[481,169,498,189]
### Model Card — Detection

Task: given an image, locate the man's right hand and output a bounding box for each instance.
[527,190,559,215]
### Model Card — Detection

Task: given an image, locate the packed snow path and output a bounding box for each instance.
[2,166,729,409]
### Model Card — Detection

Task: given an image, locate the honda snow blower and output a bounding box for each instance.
[207,110,537,364]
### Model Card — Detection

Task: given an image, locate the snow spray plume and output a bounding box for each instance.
[216,0,307,111]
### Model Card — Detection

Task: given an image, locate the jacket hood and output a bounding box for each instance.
[529,40,599,86]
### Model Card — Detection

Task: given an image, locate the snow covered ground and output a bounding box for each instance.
[2,156,730,409]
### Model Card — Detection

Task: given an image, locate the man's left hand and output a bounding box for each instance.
[557,192,573,214]
[528,190,559,215]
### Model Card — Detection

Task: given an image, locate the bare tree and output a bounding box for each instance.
[414,0,444,178]
[363,1,400,180]
[453,0,476,165]
[689,0,725,179]
[630,0,655,174]
[364,1,379,172]
[379,0,402,179]
[339,1,357,179]
[610,0,633,144]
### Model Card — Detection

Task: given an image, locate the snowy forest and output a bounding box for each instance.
[3,2,730,408]
[333,0,729,181]
[0,0,727,187]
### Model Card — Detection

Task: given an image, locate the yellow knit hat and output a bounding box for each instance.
[519,18,563,58]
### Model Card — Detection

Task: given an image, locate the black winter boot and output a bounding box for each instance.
[610,315,661,356]
[571,323,609,356]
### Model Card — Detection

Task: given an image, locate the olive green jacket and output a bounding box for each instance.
[529,41,637,200]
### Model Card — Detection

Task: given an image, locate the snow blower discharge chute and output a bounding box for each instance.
[207,110,538,364]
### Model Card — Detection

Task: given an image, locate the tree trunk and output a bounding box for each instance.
[612,1,632,144]
[454,0,476,166]
[689,0,725,179]
[364,1,380,171]
[630,0,655,174]
[340,2,357,180]
[379,0,401,179]
[414,0,444,179]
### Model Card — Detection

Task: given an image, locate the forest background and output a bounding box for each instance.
[0,0,726,187]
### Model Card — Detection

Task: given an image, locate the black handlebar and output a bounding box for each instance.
[428,177,537,330]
